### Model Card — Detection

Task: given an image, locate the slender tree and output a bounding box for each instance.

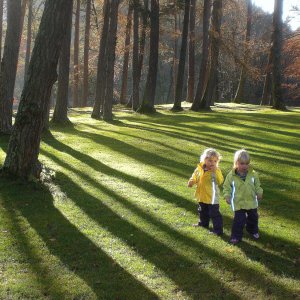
[199,0,223,109]
[0,0,22,134]
[92,0,110,119]
[2,0,73,179]
[52,0,74,124]
[187,0,195,102]
[272,0,285,110]
[0,0,3,67]
[24,0,33,80]
[82,0,91,107]
[233,0,253,103]
[191,0,211,111]
[120,4,133,105]
[172,0,190,111]
[73,0,80,107]
[138,0,159,113]
[102,0,120,121]
[261,50,273,105]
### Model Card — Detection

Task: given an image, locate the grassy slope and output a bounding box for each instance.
[0,103,299,299]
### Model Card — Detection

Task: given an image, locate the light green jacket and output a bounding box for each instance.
[223,167,263,211]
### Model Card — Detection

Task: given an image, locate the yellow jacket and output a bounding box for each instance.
[190,162,224,204]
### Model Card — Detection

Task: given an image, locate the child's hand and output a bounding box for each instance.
[187,179,194,187]
[225,197,231,204]
[257,194,263,201]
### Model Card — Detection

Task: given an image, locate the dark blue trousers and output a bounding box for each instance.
[197,203,223,235]
[231,209,259,240]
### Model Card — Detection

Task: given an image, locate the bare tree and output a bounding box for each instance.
[73,0,80,107]
[187,0,195,102]
[24,0,33,80]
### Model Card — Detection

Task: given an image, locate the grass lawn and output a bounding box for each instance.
[0,103,299,299]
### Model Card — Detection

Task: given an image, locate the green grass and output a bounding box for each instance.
[0,103,299,299]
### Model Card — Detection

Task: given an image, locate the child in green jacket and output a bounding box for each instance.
[223,149,263,244]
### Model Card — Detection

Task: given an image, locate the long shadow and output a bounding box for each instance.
[42,148,300,284]
[0,178,159,299]
[51,167,299,298]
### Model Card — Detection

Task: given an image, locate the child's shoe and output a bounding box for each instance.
[229,238,240,245]
[252,233,259,239]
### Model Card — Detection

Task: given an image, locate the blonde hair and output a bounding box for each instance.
[200,148,221,165]
[234,149,250,168]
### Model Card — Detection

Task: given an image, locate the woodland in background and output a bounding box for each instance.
[3,0,300,110]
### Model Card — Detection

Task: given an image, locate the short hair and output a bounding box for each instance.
[200,148,221,163]
[234,149,250,167]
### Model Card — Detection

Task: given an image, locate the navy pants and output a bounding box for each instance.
[197,203,223,235]
[231,209,258,240]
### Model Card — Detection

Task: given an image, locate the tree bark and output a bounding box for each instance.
[132,1,139,111]
[191,0,211,111]
[0,0,22,134]
[73,0,80,107]
[172,0,190,111]
[120,4,133,105]
[199,0,222,110]
[92,0,110,119]
[138,0,159,113]
[24,0,33,81]
[82,0,91,107]
[233,0,252,104]
[2,0,73,179]
[187,0,195,103]
[52,0,74,124]
[102,0,120,121]
[272,0,285,110]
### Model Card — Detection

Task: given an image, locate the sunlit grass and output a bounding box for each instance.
[0,103,299,299]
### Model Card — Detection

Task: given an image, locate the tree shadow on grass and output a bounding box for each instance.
[0,178,159,299]
[41,146,299,298]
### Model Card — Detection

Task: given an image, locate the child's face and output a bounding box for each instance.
[204,156,218,170]
[236,160,250,174]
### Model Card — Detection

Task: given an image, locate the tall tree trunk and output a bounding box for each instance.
[187,0,195,103]
[92,0,110,119]
[73,0,80,107]
[261,51,273,105]
[272,0,285,110]
[191,0,211,111]
[172,0,190,111]
[82,0,91,107]
[132,1,139,111]
[199,0,222,109]
[138,0,159,113]
[52,0,74,124]
[138,0,148,82]
[3,0,73,179]
[102,0,120,121]
[233,0,252,104]
[24,0,33,81]
[0,0,3,69]
[19,0,28,44]
[0,0,22,134]
[120,4,133,105]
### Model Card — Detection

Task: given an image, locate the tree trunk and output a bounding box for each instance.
[261,51,273,105]
[52,0,73,124]
[272,0,285,110]
[132,1,139,111]
[82,0,91,107]
[19,0,28,44]
[199,0,222,110]
[102,0,120,121]
[138,0,159,114]
[172,0,190,111]
[120,4,133,105]
[138,0,148,82]
[233,0,252,104]
[24,0,33,81]
[0,0,3,69]
[91,0,110,119]
[73,0,80,107]
[0,0,22,134]
[191,0,211,111]
[3,0,73,179]
[187,0,195,103]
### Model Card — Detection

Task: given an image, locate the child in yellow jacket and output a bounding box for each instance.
[188,148,224,235]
